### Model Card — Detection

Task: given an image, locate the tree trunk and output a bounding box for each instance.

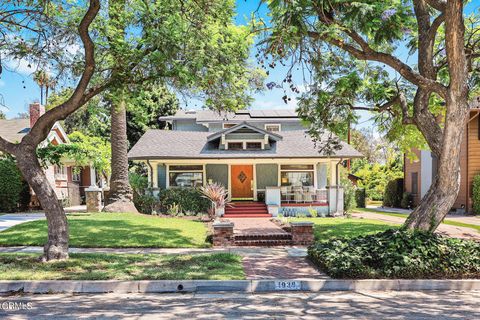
[103,97,138,213]
[16,146,69,260]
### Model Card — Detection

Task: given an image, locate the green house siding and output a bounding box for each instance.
[256,164,278,190]
[157,164,167,189]
[206,164,228,188]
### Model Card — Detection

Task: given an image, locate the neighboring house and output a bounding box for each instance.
[404,106,480,213]
[0,103,97,207]
[128,109,362,216]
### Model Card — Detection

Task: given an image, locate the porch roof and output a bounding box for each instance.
[128,129,363,160]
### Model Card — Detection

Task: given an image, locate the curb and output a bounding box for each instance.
[1,279,479,294]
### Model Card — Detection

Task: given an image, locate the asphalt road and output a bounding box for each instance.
[0,291,479,319]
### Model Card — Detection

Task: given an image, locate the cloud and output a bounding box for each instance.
[4,58,36,75]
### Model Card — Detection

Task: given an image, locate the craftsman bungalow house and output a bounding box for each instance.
[128,109,361,216]
[0,103,97,207]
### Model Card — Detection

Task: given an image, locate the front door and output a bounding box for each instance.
[231,165,254,199]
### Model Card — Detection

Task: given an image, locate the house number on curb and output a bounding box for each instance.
[274,280,301,290]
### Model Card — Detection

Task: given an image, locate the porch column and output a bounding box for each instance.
[89,165,97,188]
[152,163,159,188]
[330,161,337,186]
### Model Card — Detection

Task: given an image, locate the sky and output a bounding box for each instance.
[1,0,479,132]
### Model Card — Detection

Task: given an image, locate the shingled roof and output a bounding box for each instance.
[128,129,362,160]
[0,118,30,143]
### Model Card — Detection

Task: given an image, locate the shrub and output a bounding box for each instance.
[133,191,159,215]
[0,157,23,212]
[473,175,480,215]
[342,180,357,213]
[199,183,228,220]
[159,188,211,215]
[355,188,366,208]
[308,229,480,279]
[400,192,414,209]
[383,178,403,207]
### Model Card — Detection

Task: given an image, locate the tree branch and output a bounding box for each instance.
[22,0,100,147]
[423,0,447,12]
[307,30,447,98]
[0,136,17,155]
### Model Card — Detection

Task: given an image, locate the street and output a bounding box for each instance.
[0,291,479,319]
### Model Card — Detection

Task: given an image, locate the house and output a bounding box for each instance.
[128,109,362,216]
[0,103,97,208]
[404,105,480,213]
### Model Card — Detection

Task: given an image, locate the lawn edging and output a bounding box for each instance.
[1,279,480,294]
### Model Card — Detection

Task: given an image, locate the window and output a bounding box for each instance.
[280,164,314,187]
[265,124,281,132]
[411,172,418,195]
[54,165,67,180]
[72,168,81,182]
[223,123,237,129]
[227,142,243,150]
[246,142,262,150]
[169,165,203,188]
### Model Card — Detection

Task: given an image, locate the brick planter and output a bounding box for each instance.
[212,221,234,247]
[290,221,314,245]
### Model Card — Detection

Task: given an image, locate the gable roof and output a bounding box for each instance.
[159,109,299,122]
[0,118,69,145]
[128,129,363,160]
[0,118,30,143]
[206,121,283,142]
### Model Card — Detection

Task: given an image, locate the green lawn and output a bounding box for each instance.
[354,208,480,232]
[0,213,209,248]
[0,253,244,280]
[289,217,398,240]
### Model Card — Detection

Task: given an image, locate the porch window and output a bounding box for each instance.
[72,168,81,182]
[169,165,203,188]
[280,165,314,187]
[411,172,418,195]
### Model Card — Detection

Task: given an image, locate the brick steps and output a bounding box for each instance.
[234,239,293,246]
[225,201,272,218]
[233,233,293,246]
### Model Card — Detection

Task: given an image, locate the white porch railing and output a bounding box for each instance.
[280,187,328,203]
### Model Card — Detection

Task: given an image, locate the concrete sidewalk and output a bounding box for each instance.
[353,211,480,240]
[0,214,45,232]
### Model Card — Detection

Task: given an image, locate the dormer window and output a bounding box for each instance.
[265,124,281,132]
[246,142,262,150]
[227,142,243,150]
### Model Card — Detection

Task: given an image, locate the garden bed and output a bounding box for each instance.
[308,229,480,279]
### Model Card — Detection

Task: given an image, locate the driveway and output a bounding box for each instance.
[1,291,478,319]
[0,214,45,232]
[353,211,480,240]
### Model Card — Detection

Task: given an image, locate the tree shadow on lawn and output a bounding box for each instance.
[0,219,209,248]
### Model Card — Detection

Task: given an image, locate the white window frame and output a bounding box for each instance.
[264,123,281,132]
[166,164,205,188]
[226,140,264,150]
[54,165,67,181]
[72,168,81,182]
[279,164,316,188]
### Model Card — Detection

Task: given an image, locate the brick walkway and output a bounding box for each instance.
[228,218,287,235]
[243,255,327,279]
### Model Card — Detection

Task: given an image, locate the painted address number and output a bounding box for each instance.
[274,280,301,291]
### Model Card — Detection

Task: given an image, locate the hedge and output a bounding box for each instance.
[383,178,403,208]
[355,188,366,208]
[308,229,480,279]
[0,158,23,212]
[473,174,480,215]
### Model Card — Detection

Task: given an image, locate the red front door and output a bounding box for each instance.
[231,165,254,199]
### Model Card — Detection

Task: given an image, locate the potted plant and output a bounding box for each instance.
[199,183,230,220]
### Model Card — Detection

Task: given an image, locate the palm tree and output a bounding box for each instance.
[33,70,55,105]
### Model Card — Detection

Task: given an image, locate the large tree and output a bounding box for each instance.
[0,0,259,260]
[261,0,479,231]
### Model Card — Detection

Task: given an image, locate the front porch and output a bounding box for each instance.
[143,158,346,216]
